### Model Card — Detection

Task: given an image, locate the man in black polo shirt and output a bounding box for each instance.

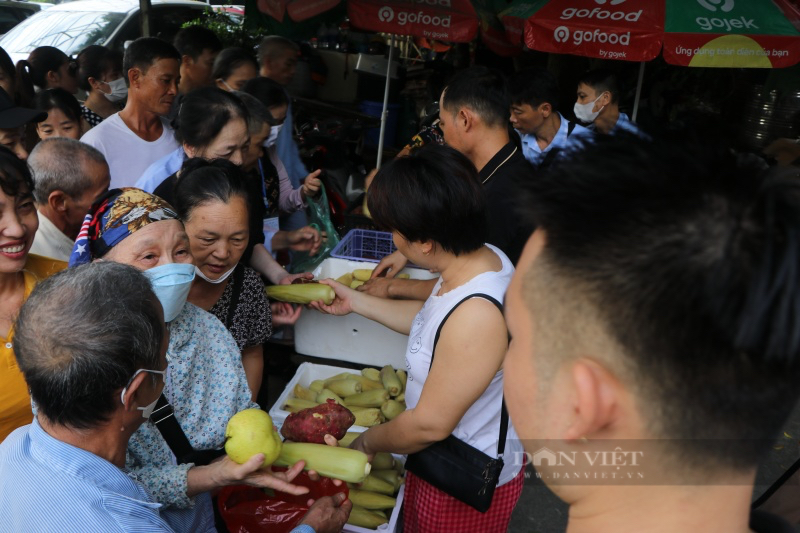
[437,66,534,266]
[363,67,535,300]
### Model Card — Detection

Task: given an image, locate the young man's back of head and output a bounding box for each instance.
[504,131,800,531]
[440,66,508,130]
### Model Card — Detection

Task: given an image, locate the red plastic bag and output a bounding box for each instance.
[217,470,348,533]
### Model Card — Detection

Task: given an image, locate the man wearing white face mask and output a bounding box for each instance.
[509,67,590,170]
[575,69,642,136]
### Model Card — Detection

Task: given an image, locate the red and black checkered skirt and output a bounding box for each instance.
[402,464,525,532]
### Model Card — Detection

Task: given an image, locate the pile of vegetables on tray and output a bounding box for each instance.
[276,392,407,529]
[283,366,407,427]
[334,269,410,290]
[340,437,405,529]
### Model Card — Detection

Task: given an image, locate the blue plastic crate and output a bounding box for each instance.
[331,229,396,263]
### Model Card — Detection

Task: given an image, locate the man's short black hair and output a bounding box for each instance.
[441,66,508,129]
[123,37,181,80]
[522,131,800,470]
[578,68,620,105]
[173,26,223,60]
[509,67,560,111]
[368,144,487,256]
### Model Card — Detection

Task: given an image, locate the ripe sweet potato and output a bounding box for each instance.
[280,399,356,444]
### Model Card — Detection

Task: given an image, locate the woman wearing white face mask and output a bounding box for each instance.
[174,159,300,402]
[68,188,314,533]
[76,45,126,128]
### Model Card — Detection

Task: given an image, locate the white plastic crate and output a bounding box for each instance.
[294,258,438,366]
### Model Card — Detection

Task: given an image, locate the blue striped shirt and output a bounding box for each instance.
[0,419,174,532]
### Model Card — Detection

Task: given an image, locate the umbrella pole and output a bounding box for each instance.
[376,35,395,169]
[632,61,645,123]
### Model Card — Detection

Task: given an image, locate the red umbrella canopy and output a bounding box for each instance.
[257,0,289,21]
[347,0,480,42]
[524,0,664,61]
[257,0,340,22]
[472,0,524,55]
[288,0,341,21]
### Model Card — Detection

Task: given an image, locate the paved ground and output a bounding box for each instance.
[263,345,800,532]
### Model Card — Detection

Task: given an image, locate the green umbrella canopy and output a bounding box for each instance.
[664,0,800,68]
[498,0,549,46]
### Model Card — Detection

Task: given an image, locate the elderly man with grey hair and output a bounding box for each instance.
[29,137,110,261]
[0,262,174,530]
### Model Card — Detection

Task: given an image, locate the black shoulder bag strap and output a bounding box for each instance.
[151,396,228,466]
[430,293,509,459]
[539,120,577,172]
[150,394,194,460]
[224,265,245,330]
[150,269,245,466]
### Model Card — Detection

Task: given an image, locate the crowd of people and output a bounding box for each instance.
[0,21,796,533]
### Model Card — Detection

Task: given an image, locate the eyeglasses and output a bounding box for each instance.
[120,367,167,406]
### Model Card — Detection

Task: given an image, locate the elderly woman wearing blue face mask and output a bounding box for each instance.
[67,188,318,533]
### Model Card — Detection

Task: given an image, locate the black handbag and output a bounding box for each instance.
[404,293,510,513]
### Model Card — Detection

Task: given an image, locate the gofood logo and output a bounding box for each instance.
[697,0,734,12]
[379,0,453,28]
[554,26,570,43]
[594,0,627,4]
[560,7,643,21]
[378,6,394,22]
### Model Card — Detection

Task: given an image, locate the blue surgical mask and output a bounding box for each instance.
[142,263,195,322]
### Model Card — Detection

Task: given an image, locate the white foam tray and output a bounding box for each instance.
[294,258,438,367]
[271,364,406,533]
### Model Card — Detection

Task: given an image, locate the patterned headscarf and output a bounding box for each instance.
[69,188,179,267]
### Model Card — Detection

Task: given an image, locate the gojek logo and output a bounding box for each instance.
[695,0,756,32]
[697,0,734,12]
[554,26,570,43]
[378,6,394,22]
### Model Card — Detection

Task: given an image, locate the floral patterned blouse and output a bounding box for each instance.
[125,302,256,529]
[208,264,271,351]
